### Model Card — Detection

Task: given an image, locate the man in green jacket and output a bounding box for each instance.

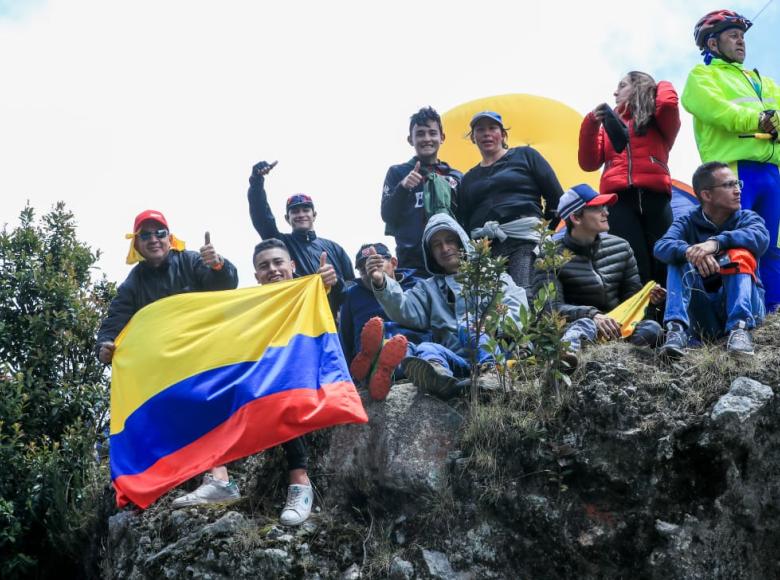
[682,9,780,311]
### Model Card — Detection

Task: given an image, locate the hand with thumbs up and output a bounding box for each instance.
[200,231,224,270]
[249,160,278,185]
[317,252,337,289]
[400,161,424,191]
[363,246,387,289]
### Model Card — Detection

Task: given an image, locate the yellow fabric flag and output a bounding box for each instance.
[606,281,655,338]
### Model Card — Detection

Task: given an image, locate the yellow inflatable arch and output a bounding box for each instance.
[439,94,599,191]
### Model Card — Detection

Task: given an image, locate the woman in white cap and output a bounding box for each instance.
[457,111,564,292]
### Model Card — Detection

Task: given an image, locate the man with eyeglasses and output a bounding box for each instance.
[96,209,240,505]
[247,160,355,316]
[532,185,666,370]
[655,162,769,358]
[682,9,780,310]
[96,209,238,365]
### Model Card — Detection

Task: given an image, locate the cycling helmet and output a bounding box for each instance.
[694,9,752,50]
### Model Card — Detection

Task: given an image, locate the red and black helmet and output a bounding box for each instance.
[694,9,752,50]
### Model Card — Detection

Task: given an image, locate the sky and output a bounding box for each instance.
[1,0,778,288]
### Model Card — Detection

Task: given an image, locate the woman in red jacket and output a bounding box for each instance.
[579,72,681,285]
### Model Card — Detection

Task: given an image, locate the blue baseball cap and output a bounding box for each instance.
[355,243,392,269]
[470,111,504,128]
[557,184,617,221]
[286,194,314,211]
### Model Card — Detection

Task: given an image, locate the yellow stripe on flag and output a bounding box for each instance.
[111,275,332,434]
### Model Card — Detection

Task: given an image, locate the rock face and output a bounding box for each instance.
[102,321,780,579]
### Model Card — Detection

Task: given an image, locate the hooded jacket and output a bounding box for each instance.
[682,57,780,166]
[532,232,643,322]
[578,81,681,195]
[96,250,239,347]
[338,269,429,363]
[371,214,528,356]
[381,158,462,273]
[654,207,769,266]
[247,175,355,313]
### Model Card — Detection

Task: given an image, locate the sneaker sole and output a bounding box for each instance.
[171,494,241,508]
[368,335,408,401]
[350,317,384,381]
[404,357,461,400]
[660,345,686,360]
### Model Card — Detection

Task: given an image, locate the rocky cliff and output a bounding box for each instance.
[104,316,780,579]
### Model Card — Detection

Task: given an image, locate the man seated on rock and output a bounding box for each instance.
[171,238,337,526]
[364,214,528,400]
[655,161,769,357]
[247,160,354,316]
[339,243,430,401]
[533,184,666,369]
[96,209,241,505]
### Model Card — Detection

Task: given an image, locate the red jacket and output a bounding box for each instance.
[578,80,681,196]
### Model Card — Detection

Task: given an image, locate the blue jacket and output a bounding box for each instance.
[97,250,239,347]
[247,175,355,314]
[338,269,430,364]
[381,158,462,274]
[654,207,769,266]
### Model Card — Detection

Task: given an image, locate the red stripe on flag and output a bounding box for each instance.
[113,381,367,508]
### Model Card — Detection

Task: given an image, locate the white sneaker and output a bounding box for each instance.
[279,484,314,526]
[171,474,240,508]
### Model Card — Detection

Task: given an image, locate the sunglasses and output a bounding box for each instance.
[137,229,169,241]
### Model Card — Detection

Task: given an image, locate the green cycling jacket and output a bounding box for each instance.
[682,57,780,166]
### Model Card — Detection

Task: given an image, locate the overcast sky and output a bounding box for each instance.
[1,0,778,287]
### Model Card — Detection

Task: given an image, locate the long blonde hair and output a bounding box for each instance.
[624,71,657,135]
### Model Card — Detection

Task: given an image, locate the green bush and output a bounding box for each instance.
[0,203,115,578]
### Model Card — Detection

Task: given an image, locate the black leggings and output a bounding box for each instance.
[282,437,308,471]
[491,238,537,293]
[607,188,672,287]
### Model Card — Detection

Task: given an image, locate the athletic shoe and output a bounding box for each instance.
[726,322,754,356]
[402,357,462,400]
[279,484,314,526]
[368,334,408,401]
[560,350,579,373]
[349,317,384,381]
[660,321,688,359]
[171,474,240,508]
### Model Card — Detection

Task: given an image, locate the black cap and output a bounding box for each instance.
[355,243,392,268]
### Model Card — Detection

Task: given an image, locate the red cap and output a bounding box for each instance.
[133,209,169,232]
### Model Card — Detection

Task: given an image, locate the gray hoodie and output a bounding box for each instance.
[372,214,528,357]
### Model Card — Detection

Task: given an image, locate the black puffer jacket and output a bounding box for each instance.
[97,250,239,347]
[533,232,642,322]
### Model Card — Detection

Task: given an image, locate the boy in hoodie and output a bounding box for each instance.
[339,243,430,401]
[365,214,528,399]
[381,107,463,276]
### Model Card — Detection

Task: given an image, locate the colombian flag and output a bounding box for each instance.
[109,275,367,508]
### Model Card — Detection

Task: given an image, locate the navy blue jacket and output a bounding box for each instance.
[457,147,563,233]
[381,157,462,274]
[248,175,355,314]
[338,269,430,364]
[97,250,239,347]
[654,208,769,266]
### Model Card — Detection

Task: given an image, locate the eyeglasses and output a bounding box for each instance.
[708,179,743,190]
[137,229,169,241]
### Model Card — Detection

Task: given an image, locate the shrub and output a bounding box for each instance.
[0,203,115,578]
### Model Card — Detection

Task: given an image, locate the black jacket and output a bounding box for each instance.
[247,175,355,314]
[533,232,642,322]
[381,157,462,273]
[457,147,563,234]
[97,250,239,346]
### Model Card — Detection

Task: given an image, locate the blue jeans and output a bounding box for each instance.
[408,341,492,378]
[664,262,765,339]
[562,317,663,349]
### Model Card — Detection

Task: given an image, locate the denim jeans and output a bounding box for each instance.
[562,317,663,349]
[663,262,765,339]
[408,342,477,378]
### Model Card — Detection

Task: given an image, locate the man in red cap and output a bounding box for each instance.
[97,209,238,363]
[97,209,240,505]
